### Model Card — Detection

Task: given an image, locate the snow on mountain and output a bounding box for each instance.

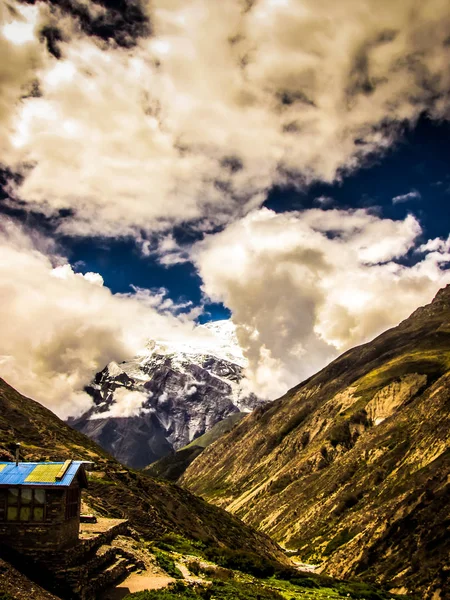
[68,320,265,468]
[136,320,247,368]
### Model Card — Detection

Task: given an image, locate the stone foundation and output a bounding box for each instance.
[0,518,141,600]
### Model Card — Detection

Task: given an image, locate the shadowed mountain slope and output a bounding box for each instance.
[144,412,246,482]
[0,378,283,563]
[181,286,450,599]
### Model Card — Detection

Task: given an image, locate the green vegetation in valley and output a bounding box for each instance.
[154,533,206,556]
[123,580,283,600]
[153,550,183,579]
[123,576,412,600]
[140,544,413,600]
[137,536,411,600]
[323,528,356,556]
[202,547,280,578]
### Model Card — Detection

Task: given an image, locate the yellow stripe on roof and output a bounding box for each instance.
[25,464,62,483]
[0,465,6,473]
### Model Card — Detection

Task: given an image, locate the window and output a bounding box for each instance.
[6,488,46,522]
[65,487,79,520]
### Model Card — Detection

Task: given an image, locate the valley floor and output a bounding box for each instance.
[100,573,174,600]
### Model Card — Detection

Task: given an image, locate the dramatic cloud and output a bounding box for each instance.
[0,220,231,418]
[1,0,450,237]
[193,208,450,398]
[392,189,422,204]
[0,2,44,159]
[2,0,450,415]
[418,235,450,256]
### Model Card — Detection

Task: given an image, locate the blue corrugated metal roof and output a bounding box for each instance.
[0,461,88,487]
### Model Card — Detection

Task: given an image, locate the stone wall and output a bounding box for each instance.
[0,518,134,600]
[0,484,81,551]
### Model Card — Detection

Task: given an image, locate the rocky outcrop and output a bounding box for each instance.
[365,373,427,425]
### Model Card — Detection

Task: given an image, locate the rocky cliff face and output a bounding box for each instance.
[181,286,450,599]
[69,321,263,468]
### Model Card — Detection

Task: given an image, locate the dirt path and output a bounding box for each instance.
[176,562,204,585]
[100,572,174,600]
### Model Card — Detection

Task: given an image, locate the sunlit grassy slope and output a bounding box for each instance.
[182,286,450,599]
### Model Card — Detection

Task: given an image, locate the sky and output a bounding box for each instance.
[1,0,450,418]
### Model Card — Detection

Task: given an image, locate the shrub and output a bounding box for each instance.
[337,462,359,486]
[329,421,352,449]
[186,560,201,575]
[204,547,277,578]
[270,473,293,494]
[275,405,312,445]
[300,430,310,448]
[333,491,364,516]
[288,576,320,588]
[123,583,199,600]
[317,445,331,469]
[153,550,183,579]
[336,581,392,599]
[202,565,235,580]
[207,580,283,600]
[154,533,204,555]
[349,410,369,426]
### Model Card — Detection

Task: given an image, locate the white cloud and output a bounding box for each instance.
[417,235,450,267]
[314,196,335,207]
[0,0,449,237]
[0,219,227,418]
[392,189,422,204]
[1,0,450,417]
[193,208,450,399]
[90,388,149,419]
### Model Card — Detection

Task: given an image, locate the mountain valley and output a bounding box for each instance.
[0,378,405,600]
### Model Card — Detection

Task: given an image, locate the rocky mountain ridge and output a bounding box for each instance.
[69,321,264,468]
[181,285,450,599]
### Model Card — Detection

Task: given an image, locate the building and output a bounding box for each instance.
[0,460,89,551]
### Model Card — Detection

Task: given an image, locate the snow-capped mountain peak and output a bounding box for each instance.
[136,319,246,367]
[69,320,265,469]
